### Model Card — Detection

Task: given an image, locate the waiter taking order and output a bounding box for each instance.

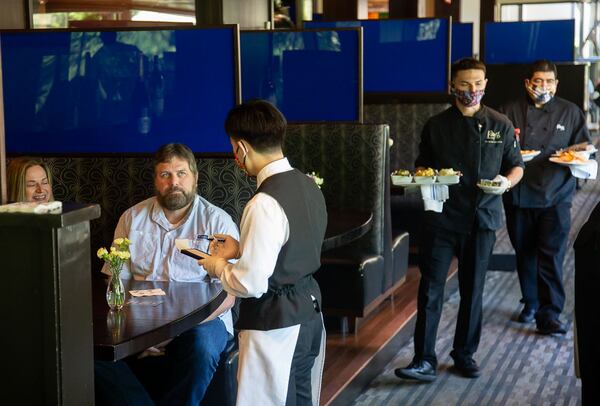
[199,100,327,406]
[499,60,591,334]
[395,58,524,383]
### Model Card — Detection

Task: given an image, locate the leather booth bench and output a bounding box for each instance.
[285,123,409,332]
[365,103,448,265]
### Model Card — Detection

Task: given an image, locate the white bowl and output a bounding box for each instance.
[477,182,503,193]
[521,150,541,162]
[414,175,436,184]
[391,175,413,185]
[436,174,460,184]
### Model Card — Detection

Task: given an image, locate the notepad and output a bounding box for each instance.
[129,288,166,297]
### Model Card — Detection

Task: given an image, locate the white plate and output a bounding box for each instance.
[521,150,541,162]
[477,183,504,193]
[549,156,590,166]
[436,175,460,185]
[391,175,413,185]
[414,176,436,184]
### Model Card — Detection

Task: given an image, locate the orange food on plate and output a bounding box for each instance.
[557,150,587,163]
[521,149,538,155]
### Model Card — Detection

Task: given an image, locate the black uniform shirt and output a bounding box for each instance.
[500,96,590,208]
[416,104,524,233]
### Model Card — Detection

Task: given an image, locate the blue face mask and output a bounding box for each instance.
[527,85,554,104]
[452,89,485,107]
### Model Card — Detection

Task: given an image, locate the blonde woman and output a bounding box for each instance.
[6,157,54,203]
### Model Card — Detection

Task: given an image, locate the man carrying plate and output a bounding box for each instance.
[499,60,591,334]
[395,58,524,382]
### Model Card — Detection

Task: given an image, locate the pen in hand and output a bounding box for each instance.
[197,234,226,243]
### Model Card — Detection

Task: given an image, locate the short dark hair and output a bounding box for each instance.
[224,100,287,152]
[451,58,486,80]
[153,143,198,175]
[528,59,558,79]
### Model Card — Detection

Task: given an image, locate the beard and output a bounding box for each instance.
[157,185,196,211]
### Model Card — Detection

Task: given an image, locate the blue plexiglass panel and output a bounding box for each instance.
[452,22,473,62]
[305,19,449,93]
[240,29,361,122]
[484,20,575,64]
[1,27,238,154]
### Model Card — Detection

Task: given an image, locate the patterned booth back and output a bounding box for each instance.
[365,103,449,171]
[34,157,255,272]
[285,123,391,258]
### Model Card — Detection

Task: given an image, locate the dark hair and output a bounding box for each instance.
[224,100,287,152]
[528,59,558,79]
[451,57,486,80]
[153,143,198,175]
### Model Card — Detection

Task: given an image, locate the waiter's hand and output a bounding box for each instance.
[485,174,511,195]
[198,256,228,278]
[209,234,240,260]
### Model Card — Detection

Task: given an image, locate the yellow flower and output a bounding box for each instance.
[97,247,108,259]
[98,239,132,272]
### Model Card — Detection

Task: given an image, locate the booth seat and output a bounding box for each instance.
[285,122,406,330]
[365,103,448,265]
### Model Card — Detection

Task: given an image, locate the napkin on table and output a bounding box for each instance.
[129,288,166,297]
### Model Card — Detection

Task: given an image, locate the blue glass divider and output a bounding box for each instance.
[484,20,575,64]
[452,22,473,62]
[240,29,362,122]
[305,18,450,94]
[0,26,239,154]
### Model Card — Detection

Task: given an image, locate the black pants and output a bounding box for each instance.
[504,203,570,323]
[414,225,496,368]
[285,314,324,406]
[574,201,600,405]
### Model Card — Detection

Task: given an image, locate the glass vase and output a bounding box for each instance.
[106,273,126,311]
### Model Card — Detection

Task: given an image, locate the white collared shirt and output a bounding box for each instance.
[103,194,239,334]
[218,158,292,298]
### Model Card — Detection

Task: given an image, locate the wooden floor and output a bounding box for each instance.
[321,261,459,405]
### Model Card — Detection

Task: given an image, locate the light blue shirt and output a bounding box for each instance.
[103,194,239,335]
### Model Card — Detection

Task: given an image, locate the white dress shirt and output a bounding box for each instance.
[217,158,292,298]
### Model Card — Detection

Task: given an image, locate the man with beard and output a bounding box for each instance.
[101,143,239,405]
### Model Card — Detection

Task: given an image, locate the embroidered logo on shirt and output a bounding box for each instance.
[485,130,503,144]
[556,124,565,131]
